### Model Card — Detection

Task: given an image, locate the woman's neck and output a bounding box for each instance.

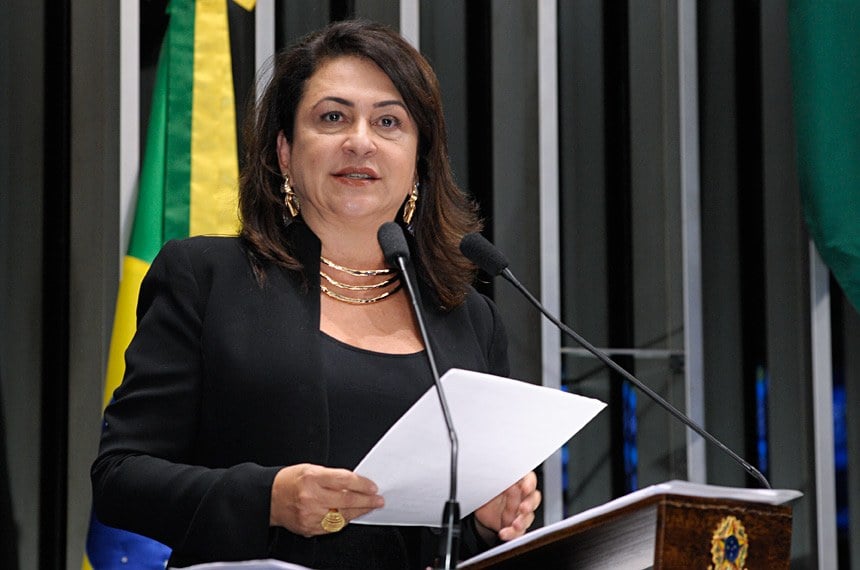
[305,216,391,269]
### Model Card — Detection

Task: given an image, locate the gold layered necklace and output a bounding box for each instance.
[319,255,401,304]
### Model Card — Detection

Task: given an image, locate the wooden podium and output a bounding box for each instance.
[460,481,801,570]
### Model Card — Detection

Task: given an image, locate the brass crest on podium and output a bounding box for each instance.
[709,515,749,569]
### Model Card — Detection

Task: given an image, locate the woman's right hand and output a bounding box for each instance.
[269,463,385,536]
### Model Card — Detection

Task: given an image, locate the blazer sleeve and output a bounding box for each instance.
[459,287,510,378]
[482,292,510,378]
[91,240,282,564]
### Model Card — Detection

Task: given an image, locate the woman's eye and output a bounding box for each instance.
[378,116,400,128]
[322,111,342,122]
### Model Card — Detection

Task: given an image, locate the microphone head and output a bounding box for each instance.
[377,222,411,266]
[459,233,509,276]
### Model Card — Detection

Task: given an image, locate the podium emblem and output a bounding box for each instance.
[709,515,748,569]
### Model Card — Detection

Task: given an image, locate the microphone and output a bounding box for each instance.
[378,222,461,570]
[460,232,772,490]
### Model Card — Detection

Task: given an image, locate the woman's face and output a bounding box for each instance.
[277,56,419,232]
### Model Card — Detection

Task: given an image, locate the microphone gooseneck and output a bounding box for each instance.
[459,232,772,490]
[378,222,461,569]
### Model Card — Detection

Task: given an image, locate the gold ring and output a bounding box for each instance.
[321,508,347,533]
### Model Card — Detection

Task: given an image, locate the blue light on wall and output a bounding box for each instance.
[623,380,638,492]
[755,365,769,478]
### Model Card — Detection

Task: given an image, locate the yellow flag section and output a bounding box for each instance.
[101,258,151,410]
[85,2,253,568]
[190,0,241,237]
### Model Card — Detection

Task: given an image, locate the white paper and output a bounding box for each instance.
[459,479,803,567]
[352,368,606,526]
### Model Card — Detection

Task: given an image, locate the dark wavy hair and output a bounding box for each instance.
[238,19,481,309]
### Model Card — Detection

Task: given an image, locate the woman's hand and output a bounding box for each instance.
[269,463,385,536]
[474,471,541,542]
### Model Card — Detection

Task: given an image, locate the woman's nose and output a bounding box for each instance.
[342,120,377,156]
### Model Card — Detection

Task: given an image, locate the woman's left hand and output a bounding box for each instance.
[474,471,541,542]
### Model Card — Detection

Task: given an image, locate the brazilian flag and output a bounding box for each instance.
[789,1,860,313]
[84,1,255,567]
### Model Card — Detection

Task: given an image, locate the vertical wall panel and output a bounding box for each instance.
[809,245,838,569]
[400,0,419,46]
[678,0,706,484]
[277,1,329,48]
[537,0,562,523]
[698,1,748,489]
[419,0,469,192]
[843,292,860,569]
[490,2,542,385]
[463,0,494,244]
[558,0,614,517]
[255,0,276,95]
[760,2,816,566]
[67,2,120,568]
[628,0,686,487]
[354,0,399,28]
[602,0,635,495]
[0,1,46,567]
[119,2,139,265]
[42,0,71,566]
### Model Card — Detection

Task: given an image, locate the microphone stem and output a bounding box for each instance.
[397,257,459,501]
[501,268,772,490]
[395,256,460,570]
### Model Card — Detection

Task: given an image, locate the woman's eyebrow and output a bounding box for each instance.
[313,96,353,108]
[373,100,407,110]
[311,96,406,110]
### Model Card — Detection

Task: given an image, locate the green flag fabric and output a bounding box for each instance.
[789,1,860,313]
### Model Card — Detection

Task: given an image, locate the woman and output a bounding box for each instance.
[92,19,540,569]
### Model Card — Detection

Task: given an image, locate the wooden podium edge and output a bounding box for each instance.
[462,493,793,569]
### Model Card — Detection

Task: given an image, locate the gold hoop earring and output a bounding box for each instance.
[403,182,418,224]
[282,174,300,218]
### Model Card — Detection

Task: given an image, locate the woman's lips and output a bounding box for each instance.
[333,167,380,185]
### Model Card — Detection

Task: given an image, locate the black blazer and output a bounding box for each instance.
[91,222,510,566]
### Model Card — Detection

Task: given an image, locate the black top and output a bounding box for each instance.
[91,223,509,568]
[293,334,434,569]
[322,332,433,470]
